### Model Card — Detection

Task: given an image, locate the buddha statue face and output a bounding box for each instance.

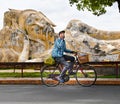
[18,10,55,49]
[0,9,56,62]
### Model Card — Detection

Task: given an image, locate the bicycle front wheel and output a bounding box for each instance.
[76,64,97,87]
[41,65,60,87]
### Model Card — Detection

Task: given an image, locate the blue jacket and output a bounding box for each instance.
[52,38,73,58]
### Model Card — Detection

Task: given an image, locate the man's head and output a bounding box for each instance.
[59,30,65,39]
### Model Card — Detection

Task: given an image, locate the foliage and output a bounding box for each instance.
[69,0,119,16]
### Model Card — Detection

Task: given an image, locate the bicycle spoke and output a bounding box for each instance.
[41,65,60,87]
[76,65,97,87]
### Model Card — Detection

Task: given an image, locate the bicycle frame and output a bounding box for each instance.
[54,53,85,72]
[41,52,97,87]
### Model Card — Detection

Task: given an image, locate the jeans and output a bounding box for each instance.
[54,55,75,77]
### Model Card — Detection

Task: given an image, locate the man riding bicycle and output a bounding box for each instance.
[52,30,76,83]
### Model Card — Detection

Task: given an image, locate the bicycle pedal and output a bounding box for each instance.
[48,74,54,78]
[69,72,76,75]
[59,82,65,85]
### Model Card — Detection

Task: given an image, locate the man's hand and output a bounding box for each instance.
[72,51,77,55]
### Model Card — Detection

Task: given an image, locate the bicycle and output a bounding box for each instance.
[41,52,97,87]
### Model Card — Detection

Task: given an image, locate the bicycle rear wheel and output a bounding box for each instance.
[76,64,97,87]
[41,65,60,87]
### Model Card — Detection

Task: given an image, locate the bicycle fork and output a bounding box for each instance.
[78,67,88,78]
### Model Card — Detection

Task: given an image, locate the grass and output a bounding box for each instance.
[0,72,41,78]
[0,70,119,78]
[98,75,120,78]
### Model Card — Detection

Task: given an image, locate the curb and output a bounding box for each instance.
[95,78,120,85]
[0,78,120,85]
[0,78,41,85]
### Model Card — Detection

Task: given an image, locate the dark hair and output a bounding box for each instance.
[58,30,65,35]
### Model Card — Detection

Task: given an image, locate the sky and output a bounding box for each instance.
[0,0,120,33]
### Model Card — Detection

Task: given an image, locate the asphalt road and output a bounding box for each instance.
[0,85,120,104]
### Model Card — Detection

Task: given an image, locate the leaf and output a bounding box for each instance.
[69,0,116,16]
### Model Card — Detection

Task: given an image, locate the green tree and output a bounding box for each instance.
[69,0,120,16]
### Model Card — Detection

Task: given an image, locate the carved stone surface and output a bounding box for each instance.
[0,10,120,62]
[65,20,120,62]
[0,9,55,62]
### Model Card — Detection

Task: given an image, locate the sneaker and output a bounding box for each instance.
[57,76,64,83]
[69,71,76,75]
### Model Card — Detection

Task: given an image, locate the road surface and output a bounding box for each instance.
[0,85,120,104]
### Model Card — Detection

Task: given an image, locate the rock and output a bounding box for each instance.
[65,19,120,61]
[0,9,55,62]
[1,10,120,62]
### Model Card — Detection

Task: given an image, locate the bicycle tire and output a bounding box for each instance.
[75,64,97,87]
[41,65,60,87]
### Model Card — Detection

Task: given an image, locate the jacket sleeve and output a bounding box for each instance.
[64,41,73,53]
